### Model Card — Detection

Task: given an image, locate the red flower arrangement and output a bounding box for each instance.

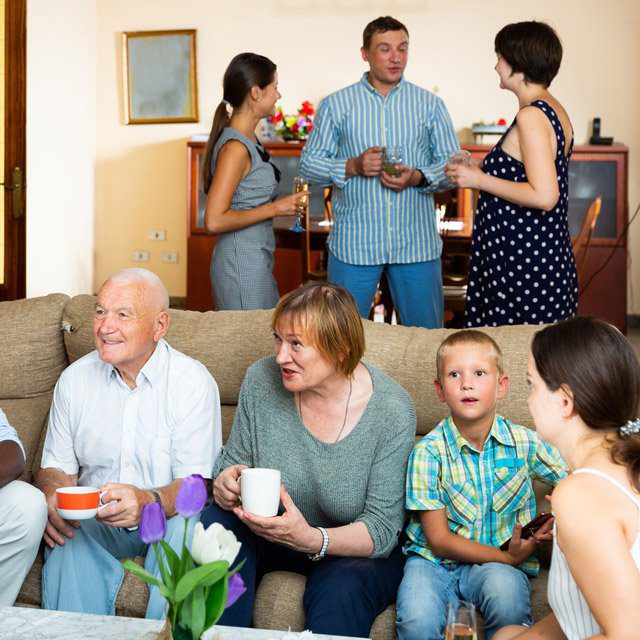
[269,101,315,141]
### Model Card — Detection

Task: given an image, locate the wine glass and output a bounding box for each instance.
[291,176,308,233]
[448,150,471,167]
[382,146,403,177]
[445,601,477,640]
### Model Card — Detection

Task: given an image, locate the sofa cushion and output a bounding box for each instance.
[0,394,54,480]
[363,323,541,435]
[0,293,69,399]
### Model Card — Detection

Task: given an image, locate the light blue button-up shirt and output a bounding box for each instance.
[300,73,460,266]
[41,339,222,489]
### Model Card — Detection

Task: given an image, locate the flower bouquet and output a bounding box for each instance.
[269,101,315,141]
[124,475,245,640]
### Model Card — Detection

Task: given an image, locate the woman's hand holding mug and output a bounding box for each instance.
[213,464,247,511]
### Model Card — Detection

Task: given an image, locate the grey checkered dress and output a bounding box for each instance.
[209,128,280,310]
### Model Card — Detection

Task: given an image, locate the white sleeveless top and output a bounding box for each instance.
[547,468,640,639]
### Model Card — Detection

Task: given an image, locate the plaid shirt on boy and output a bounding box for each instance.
[404,414,567,576]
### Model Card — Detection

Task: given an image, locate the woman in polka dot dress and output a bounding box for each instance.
[446,21,577,327]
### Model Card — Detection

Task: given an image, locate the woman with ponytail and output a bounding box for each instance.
[496,316,640,640]
[202,53,308,310]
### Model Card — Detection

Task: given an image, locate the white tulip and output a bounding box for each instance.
[190,522,241,566]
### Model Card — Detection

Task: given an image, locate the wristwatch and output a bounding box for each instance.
[150,489,163,505]
[308,526,329,561]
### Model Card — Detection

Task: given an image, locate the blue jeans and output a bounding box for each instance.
[396,554,533,640]
[42,515,196,619]
[200,502,405,637]
[328,251,444,328]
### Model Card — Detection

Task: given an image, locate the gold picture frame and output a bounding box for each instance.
[122,29,198,124]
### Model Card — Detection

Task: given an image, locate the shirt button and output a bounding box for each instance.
[124,462,130,467]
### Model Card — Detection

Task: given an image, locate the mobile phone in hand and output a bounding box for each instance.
[499,512,553,551]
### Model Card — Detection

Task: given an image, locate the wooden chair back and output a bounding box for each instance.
[300,187,332,282]
[572,196,602,285]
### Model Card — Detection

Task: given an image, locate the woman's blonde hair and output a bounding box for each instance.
[271,282,365,377]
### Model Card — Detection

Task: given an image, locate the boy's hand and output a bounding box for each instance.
[502,521,546,566]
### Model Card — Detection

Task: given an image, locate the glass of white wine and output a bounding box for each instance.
[291,175,308,233]
[445,600,477,640]
[382,146,403,177]
[448,150,471,167]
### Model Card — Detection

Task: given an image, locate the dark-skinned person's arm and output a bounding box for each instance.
[0,440,24,488]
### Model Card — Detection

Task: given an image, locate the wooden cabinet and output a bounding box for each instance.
[187,141,629,331]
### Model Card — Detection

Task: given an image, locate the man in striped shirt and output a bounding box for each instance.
[300,16,460,328]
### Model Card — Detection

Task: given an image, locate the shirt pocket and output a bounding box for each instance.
[492,465,531,514]
[441,479,477,527]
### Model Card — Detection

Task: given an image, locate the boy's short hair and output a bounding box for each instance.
[362,16,409,50]
[436,330,504,379]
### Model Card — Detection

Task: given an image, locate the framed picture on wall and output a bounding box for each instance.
[122,29,198,124]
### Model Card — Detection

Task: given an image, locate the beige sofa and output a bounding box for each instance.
[1,293,551,638]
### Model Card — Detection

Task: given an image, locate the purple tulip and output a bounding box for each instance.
[139,501,167,544]
[175,474,208,519]
[225,573,246,609]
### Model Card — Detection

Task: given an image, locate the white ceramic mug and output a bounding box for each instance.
[56,486,107,520]
[240,468,281,517]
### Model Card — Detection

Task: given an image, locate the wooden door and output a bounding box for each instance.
[0,0,26,300]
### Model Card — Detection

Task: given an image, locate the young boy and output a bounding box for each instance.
[396,330,567,640]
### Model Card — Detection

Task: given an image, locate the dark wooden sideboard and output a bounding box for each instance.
[187,141,629,331]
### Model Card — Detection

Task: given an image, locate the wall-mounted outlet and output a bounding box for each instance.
[161,251,179,264]
[132,250,150,262]
[148,229,166,241]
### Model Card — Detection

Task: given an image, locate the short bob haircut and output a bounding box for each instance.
[362,16,409,50]
[271,282,365,377]
[436,329,504,380]
[494,21,563,88]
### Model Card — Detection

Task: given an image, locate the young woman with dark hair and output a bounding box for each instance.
[202,52,308,310]
[445,21,577,327]
[496,315,640,640]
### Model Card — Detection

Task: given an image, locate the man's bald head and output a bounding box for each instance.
[103,268,169,312]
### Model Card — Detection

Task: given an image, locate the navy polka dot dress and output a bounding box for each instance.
[465,100,578,327]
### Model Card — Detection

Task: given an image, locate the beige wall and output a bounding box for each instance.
[26,0,96,297]
[29,0,640,312]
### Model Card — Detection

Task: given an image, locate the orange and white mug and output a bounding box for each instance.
[56,486,106,520]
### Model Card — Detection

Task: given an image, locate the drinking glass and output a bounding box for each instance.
[445,601,477,640]
[382,146,403,177]
[448,150,471,167]
[291,176,308,233]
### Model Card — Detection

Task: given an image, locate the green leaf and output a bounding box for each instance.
[175,561,228,602]
[159,539,182,583]
[155,545,175,600]
[180,586,206,640]
[228,557,246,576]
[172,622,192,640]
[122,561,171,600]
[204,574,228,630]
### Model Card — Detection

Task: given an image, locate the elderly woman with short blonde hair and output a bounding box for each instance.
[201,281,415,637]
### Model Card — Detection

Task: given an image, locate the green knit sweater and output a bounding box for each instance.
[214,356,416,558]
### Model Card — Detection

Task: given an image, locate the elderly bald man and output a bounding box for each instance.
[37,268,222,618]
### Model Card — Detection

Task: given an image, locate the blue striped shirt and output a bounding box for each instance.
[300,73,460,265]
